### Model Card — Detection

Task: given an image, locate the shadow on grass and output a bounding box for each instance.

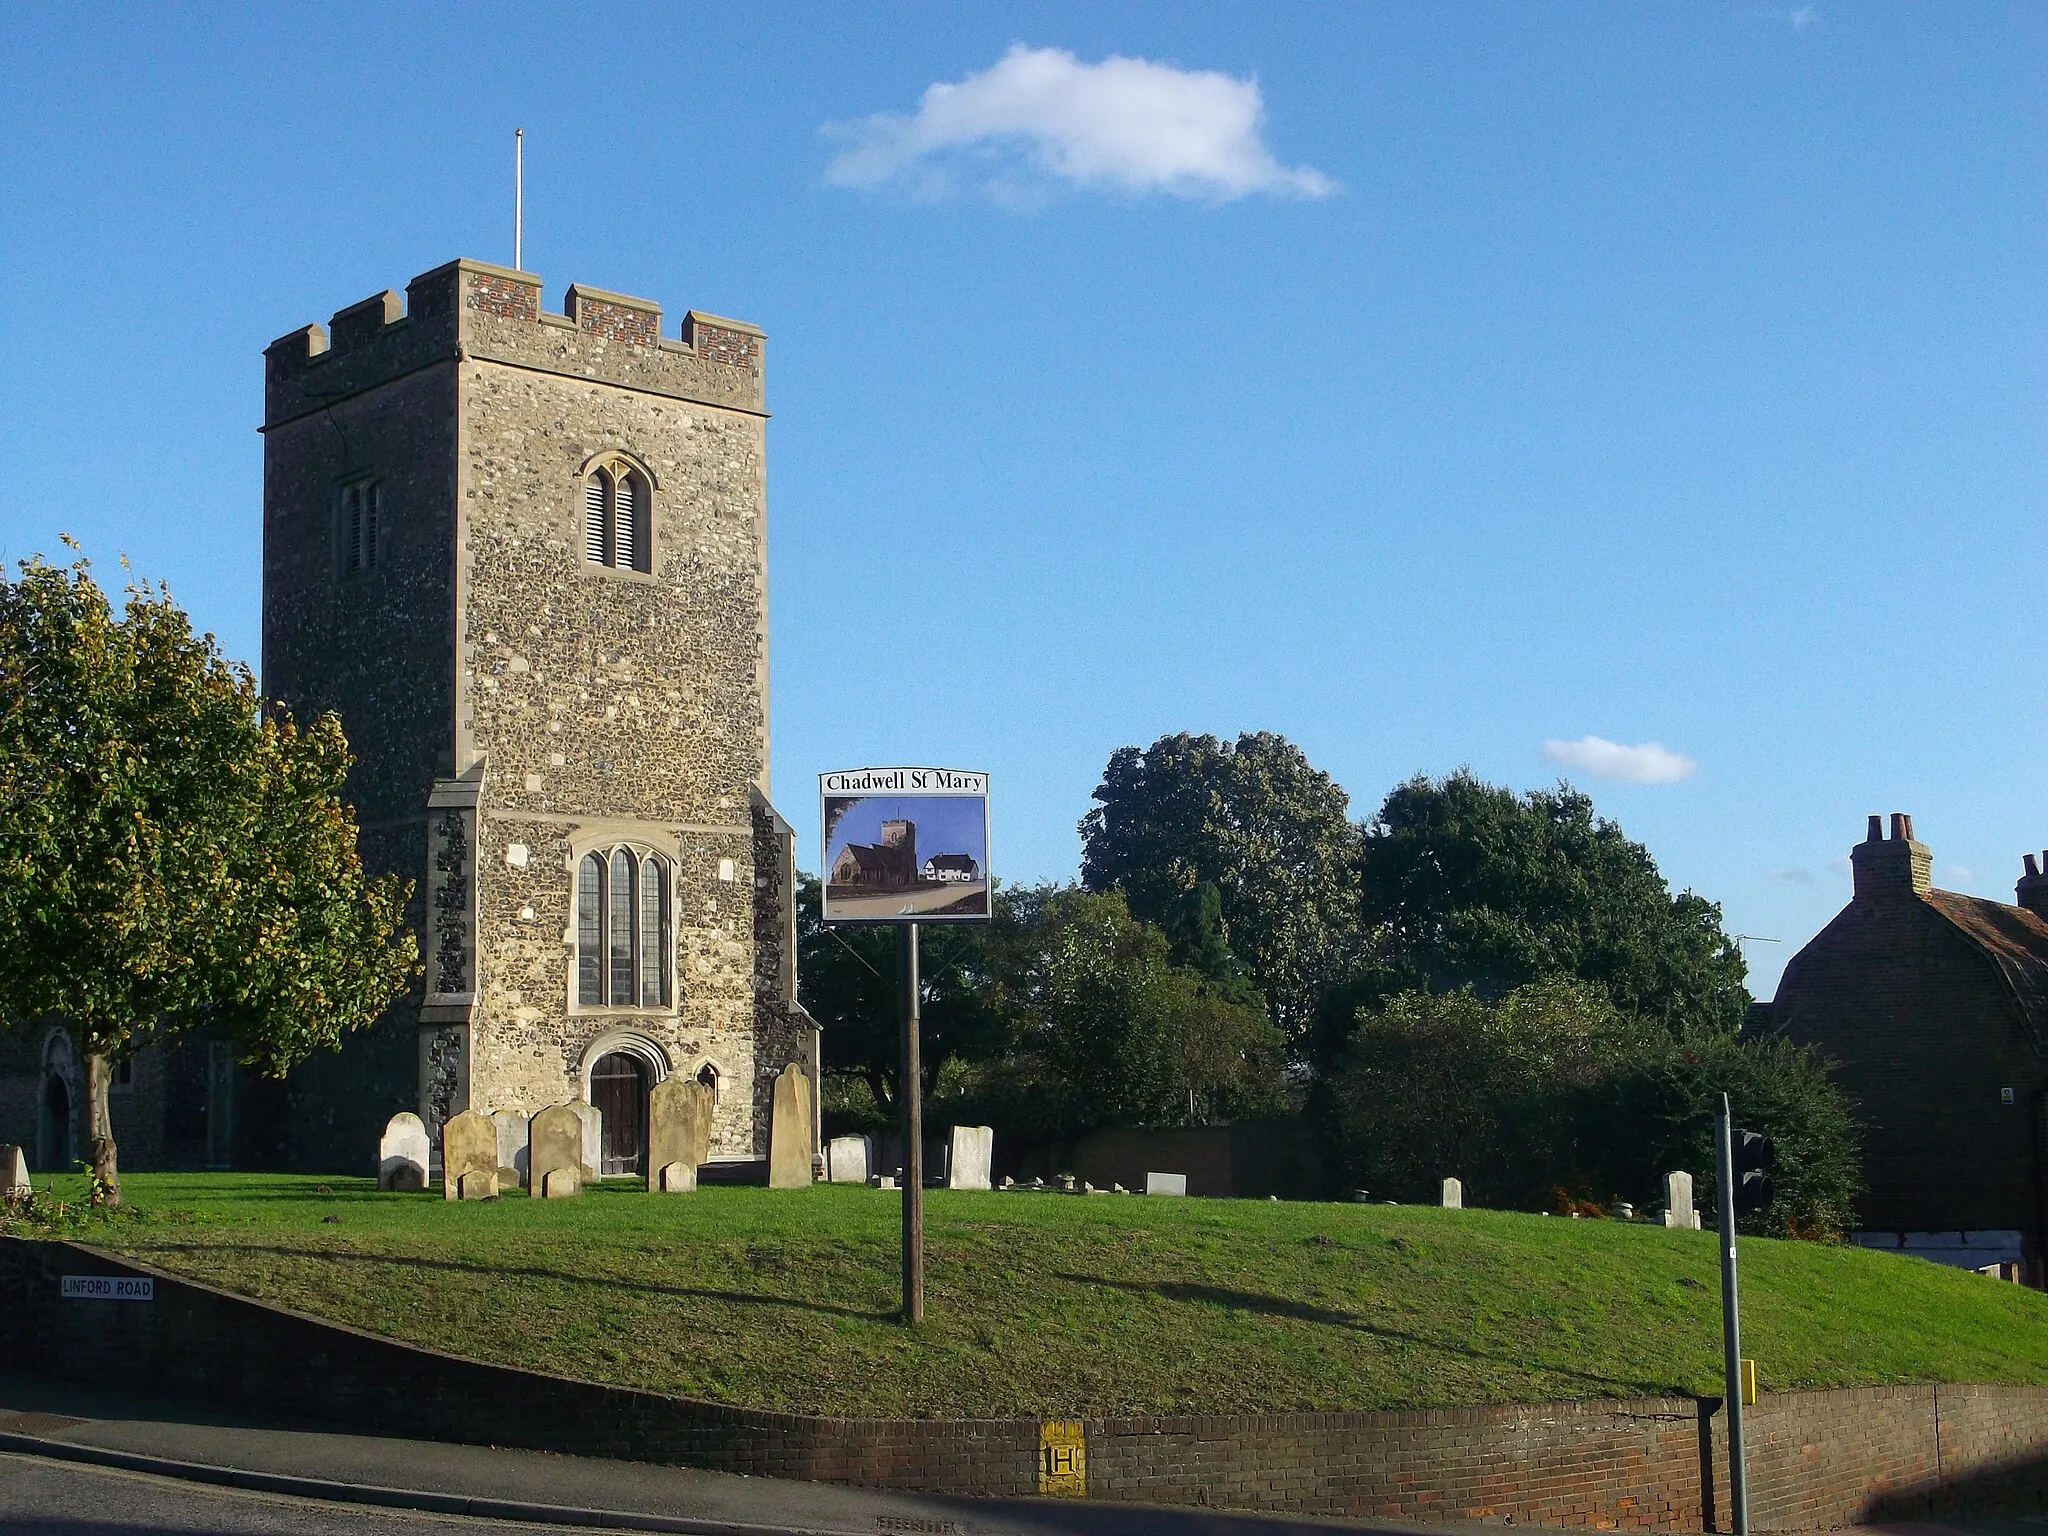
[135,1243,898,1323]
[1056,1273,1683,1398]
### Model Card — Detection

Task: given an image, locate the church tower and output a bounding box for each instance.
[261,259,813,1174]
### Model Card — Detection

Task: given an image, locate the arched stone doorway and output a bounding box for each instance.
[590,1052,649,1177]
[38,1075,71,1172]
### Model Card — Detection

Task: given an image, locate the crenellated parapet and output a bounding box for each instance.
[262,259,766,431]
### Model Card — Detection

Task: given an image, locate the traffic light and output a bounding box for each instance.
[1734,1129,1774,1217]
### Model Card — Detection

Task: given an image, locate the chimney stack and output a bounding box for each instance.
[2018,852,2048,919]
[1850,812,1932,901]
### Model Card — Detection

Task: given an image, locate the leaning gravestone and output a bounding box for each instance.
[2,1144,29,1201]
[647,1076,711,1192]
[378,1113,430,1192]
[1663,1170,1700,1230]
[1441,1177,1463,1210]
[567,1101,601,1182]
[946,1125,993,1190]
[826,1134,871,1184]
[530,1104,584,1197]
[768,1062,812,1188]
[491,1111,529,1189]
[441,1110,498,1200]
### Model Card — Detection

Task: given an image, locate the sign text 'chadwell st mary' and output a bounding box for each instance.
[821,768,990,923]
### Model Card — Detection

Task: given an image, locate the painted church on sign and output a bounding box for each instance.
[2,259,818,1176]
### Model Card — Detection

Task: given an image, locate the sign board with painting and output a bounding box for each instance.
[819,768,990,923]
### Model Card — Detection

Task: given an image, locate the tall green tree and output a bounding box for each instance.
[1079,732,1360,1048]
[1012,888,1286,1132]
[1340,770,1748,1057]
[0,553,417,1201]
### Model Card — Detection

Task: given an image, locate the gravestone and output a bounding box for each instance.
[647,1076,712,1192]
[490,1111,529,1189]
[440,1110,498,1200]
[1144,1171,1187,1197]
[946,1125,993,1190]
[568,1101,601,1181]
[827,1134,871,1185]
[530,1104,585,1198]
[1441,1177,1463,1210]
[768,1062,812,1188]
[1,1144,28,1201]
[1663,1170,1700,1229]
[377,1113,430,1192]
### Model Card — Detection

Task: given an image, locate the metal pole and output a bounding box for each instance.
[513,129,524,271]
[899,922,924,1324]
[1717,1093,1749,1536]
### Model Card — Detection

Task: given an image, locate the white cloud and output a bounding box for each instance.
[1541,736,1699,785]
[823,45,1335,204]
[1790,6,1820,30]
[1947,865,1974,884]
[1774,868,1817,886]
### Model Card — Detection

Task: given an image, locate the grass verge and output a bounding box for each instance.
[11,1172,2048,1420]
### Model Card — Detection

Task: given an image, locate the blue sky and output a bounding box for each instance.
[1,5,2041,996]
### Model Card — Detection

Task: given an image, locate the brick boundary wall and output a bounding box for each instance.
[5,1237,2047,1528]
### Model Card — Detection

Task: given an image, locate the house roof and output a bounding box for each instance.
[1925,890,2048,1054]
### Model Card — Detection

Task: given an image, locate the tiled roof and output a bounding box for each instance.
[1925,890,2048,1054]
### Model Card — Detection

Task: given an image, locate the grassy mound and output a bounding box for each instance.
[18,1173,2048,1420]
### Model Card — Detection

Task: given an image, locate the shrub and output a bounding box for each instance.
[1318,981,1861,1235]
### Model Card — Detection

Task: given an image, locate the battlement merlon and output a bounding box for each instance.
[261,259,766,432]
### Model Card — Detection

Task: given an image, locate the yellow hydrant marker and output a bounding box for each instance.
[1739,1358,1758,1405]
[1038,1420,1085,1496]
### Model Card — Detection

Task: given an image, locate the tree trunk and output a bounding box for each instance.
[86,1049,120,1206]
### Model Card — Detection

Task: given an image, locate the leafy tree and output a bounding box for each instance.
[1015,888,1286,1132]
[801,879,1285,1138]
[0,553,417,1202]
[1340,771,1748,1059]
[1079,732,1360,1048]
[1319,981,1861,1236]
[1159,881,1263,1011]
[1623,1027,1863,1240]
[797,874,1016,1114]
[1319,981,1649,1208]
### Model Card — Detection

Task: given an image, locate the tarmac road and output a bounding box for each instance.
[0,1454,582,1536]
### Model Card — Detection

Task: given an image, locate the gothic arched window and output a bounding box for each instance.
[575,847,671,1008]
[582,462,651,573]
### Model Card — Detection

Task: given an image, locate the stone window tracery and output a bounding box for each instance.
[582,462,651,573]
[575,846,672,1009]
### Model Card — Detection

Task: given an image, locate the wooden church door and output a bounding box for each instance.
[591,1053,649,1177]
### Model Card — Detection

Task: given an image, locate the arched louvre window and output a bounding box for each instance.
[583,472,610,565]
[581,463,651,574]
[614,472,643,571]
[338,479,382,576]
[577,846,672,1009]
